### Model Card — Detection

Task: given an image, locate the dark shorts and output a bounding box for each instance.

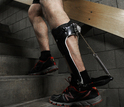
[33,0,40,4]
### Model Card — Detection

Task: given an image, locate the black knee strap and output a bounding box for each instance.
[52,21,83,84]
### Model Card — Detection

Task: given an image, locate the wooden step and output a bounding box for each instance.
[63,0,124,38]
[14,0,33,5]
[14,0,124,38]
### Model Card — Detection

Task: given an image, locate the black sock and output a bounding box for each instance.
[70,70,91,91]
[39,51,51,61]
[71,70,91,85]
[70,74,78,86]
[80,70,91,84]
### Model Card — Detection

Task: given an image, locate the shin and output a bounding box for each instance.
[52,21,84,84]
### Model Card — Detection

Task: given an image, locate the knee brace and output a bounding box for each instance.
[52,21,83,84]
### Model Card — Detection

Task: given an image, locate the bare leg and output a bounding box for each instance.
[28,3,58,75]
[40,0,85,72]
[39,2,102,106]
[66,36,86,72]
[28,4,49,51]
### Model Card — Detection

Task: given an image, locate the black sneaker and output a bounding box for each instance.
[49,77,102,107]
[28,57,58,75]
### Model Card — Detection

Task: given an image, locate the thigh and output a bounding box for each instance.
[39,0,64,20]
[39,0,69,29]
[40,0,63,8]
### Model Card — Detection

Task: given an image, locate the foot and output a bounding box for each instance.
[28,57,58,75]
[49,78,102,107]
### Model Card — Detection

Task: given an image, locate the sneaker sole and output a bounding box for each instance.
[49,95,102,107]
[30,65,58,75]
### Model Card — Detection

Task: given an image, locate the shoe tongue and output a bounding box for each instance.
[70,74,78,86]
[70,74,92,91]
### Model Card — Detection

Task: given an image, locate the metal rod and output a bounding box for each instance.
[79,33,111,75]
[93,53,111,75]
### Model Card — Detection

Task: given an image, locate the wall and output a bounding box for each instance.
[0,0,124,107]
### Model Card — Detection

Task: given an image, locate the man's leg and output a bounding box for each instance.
[40,0,88,84]
[28,2,58,75]
[39,0,102,106]
[28,3,49,51]
[66,35,86,72]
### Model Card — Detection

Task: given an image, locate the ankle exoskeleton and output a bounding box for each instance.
[52,21,113,89]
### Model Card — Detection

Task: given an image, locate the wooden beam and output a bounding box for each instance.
[63,0,124,38]
[14,0,33,5]
[81,24,93,36]
[13,0,124,38]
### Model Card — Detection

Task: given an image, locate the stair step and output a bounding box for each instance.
[6,89,106,107]
[0,74,69,107]
[0,30,11,37]
[0,55,38,76]
[0,34,37,49]
[0,35,28,47]
[0,23,10,33]
[0,43,40,58]
[5,97,56,107]
[6,97,57,107]
[0,24,37,49]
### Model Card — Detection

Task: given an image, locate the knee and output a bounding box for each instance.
[28,9,42,24]
[28,7,35,22]
[28,5,43,23]
[39,0,42,4]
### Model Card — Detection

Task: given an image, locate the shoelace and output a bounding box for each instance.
[62,77,72,93]
[34,60,43,68]
[34,57,56,69]
[62,77,97,94]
